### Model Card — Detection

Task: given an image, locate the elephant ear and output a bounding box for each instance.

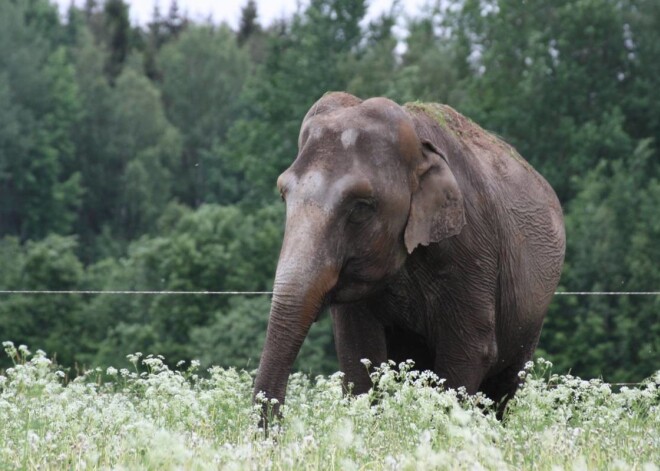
[404,141,466,254]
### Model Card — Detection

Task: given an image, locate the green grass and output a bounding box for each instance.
[0,342,658,470]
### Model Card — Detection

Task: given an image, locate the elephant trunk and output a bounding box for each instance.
[253,227,338,420]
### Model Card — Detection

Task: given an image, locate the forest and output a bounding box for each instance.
[0,0,658,383]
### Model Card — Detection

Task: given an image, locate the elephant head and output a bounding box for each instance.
[253,92,466,416]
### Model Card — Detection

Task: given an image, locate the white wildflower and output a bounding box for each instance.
[334,418,354,449]
[384,455,398,470]
[339,458,358,471]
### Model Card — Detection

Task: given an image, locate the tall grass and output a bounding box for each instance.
[0,342,658,470]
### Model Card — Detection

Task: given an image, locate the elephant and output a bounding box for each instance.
[253,92,565,419]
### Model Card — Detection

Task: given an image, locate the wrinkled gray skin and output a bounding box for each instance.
[253,92,565,419]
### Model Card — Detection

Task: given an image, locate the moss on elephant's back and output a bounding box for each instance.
[404,101,531,169]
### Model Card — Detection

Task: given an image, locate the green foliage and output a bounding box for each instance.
[0,0,658,382]
[392,13,465,104]
[0,236,84,368]
[345,10,399,98]
[449,0,637,201]
[190,296,271,370]
[70,30,182,256]
[540,140,660,381]
[0,0,82,238]
[110,68,182,239]
[102,0,131,79]
[157,25,249,205]
[83,203,285,368]
[226,0,369,207]
[237,0,260,46]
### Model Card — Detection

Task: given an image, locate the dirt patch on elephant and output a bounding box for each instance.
[404,101,532,170]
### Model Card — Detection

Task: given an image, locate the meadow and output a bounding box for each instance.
[0,341,657,470]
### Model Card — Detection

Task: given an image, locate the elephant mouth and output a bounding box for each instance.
[322,257,396,307]
[330,276,384,304]
[326,254,403,305]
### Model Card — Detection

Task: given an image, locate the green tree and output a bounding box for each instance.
[69,28,116,257]
[71,28,181,258]
[85,203,284,367]
[191,296,338,374]
[345,10,399,99]
[387,10,465,105]
[622,0,660,146]
[102,0,131,79]
[448,0,635,201]
[0,235,85,369]
[143,0,189,80]
[0,0,82,239]
[110,68,181,239]
[540,140,660,381]
[226,0,368,207]
[237,0,260,46]
[157,25,249,205]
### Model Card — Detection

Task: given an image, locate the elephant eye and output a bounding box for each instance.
[279,187,288,203]
[348,199,376,224]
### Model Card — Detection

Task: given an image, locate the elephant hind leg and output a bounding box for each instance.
[479,363,525,420]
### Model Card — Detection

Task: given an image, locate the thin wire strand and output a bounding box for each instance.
[554,291,660,296]
[0,293,654,385]
[0,290,659,296]
[0,290,274,295]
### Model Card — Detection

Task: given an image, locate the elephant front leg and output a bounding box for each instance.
[331,303,387,396]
